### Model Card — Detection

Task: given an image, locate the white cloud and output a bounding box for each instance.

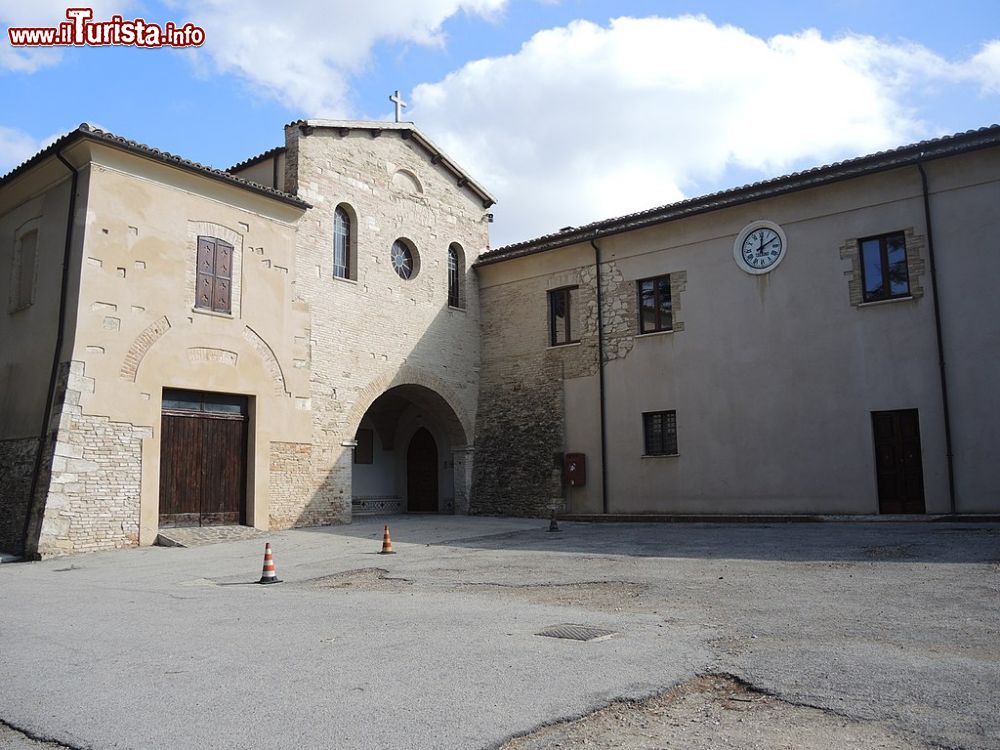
[0,126,61,174]
[967,40,1000,94]
[0,43,61,73]
[175,0,507,116]
[409,16,1000,246]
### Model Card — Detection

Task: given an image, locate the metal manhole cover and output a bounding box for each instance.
[536,624,617,642]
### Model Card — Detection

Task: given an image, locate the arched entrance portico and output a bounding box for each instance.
[349,383,472,516]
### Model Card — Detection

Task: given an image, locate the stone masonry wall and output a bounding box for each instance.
[471,355,565,517]
[33,361,149,558]
[472,265,594,516]
[269,440,350,528]
[0,437,37,554]
[474,256,687,516]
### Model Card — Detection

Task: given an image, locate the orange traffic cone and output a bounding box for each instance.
[379,525,395,555]
[258,542,282,584]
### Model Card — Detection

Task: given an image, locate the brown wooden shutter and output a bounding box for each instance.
[196,236,216,310]
[195,236,234,313]
[214,239,233,314]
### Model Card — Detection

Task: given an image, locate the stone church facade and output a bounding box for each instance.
[1,119,998,558]
[1,120,491,557]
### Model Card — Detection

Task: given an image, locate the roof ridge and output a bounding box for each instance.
[477,124,1000,265]
[0,123,309,209]
[227,146,286,173]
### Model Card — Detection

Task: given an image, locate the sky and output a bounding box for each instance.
[2,1,999,247]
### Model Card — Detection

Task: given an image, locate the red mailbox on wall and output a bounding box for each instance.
[564,453,586,487]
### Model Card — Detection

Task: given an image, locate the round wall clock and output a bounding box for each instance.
[733,220,787,275]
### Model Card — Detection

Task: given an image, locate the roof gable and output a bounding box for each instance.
[288,119,496,209]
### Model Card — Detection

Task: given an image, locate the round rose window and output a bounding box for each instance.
[391,239,414,279]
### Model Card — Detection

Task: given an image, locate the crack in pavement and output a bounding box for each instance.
[494,672,938,750]
[0,717,86,750]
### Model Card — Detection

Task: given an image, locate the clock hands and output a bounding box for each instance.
[736,222,785,273]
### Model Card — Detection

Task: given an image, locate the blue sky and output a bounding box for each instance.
[2,1,999,246]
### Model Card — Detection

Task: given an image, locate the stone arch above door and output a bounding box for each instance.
[344,367,472,448]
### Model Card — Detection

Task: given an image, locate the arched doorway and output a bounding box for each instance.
[349,383,471,517]
[406,428,439,512]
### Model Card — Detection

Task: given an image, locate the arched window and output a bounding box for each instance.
[447,243,464,308]
[333,205,351,279]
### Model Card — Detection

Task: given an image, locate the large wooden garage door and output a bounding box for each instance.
[159,389,248,527]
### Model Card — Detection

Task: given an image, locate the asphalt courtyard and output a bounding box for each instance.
[1,516,997,749]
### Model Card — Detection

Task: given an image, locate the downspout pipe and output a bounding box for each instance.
[21,151,78,557]
[590,239,609,514]
[917,159,957,514]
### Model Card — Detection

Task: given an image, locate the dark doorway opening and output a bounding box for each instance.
[159,389,248,527]
[872,409,925,514]
[406,427,439,513]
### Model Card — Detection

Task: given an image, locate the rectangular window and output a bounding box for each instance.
[643,410,678,456]
[354,428,374,465]
[9,229,38,312]
[859,232,909,303]
[548,286,579,346]
[195,236,234,314]
[637,274,672,333]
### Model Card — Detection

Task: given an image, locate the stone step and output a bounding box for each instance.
[155,525,268,548]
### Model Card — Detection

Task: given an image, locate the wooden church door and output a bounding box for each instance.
[406,428,439,513]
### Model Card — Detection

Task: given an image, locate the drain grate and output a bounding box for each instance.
[536,624,617,642]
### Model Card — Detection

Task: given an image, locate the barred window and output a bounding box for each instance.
[643,410,678,456]
[448,243,464,308]
[333,205,351,279]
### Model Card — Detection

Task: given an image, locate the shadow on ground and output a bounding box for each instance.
[293,514,1000,565]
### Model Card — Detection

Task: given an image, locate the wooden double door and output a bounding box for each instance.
[159,389,248,527]
[872,409,925,514]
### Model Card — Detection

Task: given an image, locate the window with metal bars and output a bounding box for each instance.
[195,235,233,314]
[637,274,672,333]
[859,231,909,303]
[643,410,678,455]
[548,286,579,346]
[333,206,351,279]
[448,243,463,308]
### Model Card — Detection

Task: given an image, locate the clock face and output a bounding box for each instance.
[734,221,787,275]
[742,228,782,269]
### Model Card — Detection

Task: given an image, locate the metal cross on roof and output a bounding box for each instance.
[389,90,407,123]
